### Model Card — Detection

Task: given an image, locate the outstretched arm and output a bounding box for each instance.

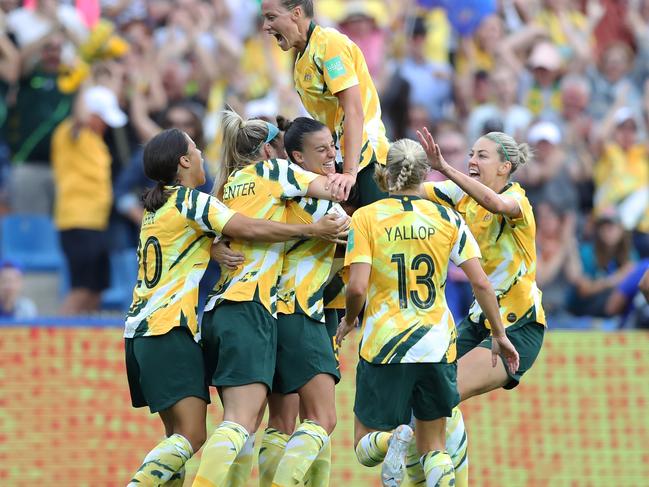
[222,213,349,244]
[417,127,521,218]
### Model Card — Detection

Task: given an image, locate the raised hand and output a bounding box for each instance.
[416,127,449,173]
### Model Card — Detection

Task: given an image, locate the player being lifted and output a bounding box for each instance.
[262,0,389,206]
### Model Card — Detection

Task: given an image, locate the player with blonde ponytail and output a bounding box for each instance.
[337,139,519,487]
[191,109,350,487]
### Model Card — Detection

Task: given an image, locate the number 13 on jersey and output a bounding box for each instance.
[390,253,436,310]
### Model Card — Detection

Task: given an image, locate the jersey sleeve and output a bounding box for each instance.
[176,187,236,238]
[422,180,465,209]
[503,184,532,226]
[319,32,360,94]
[449,214,482,266]
[272,159,319,199]
[344,209,372,266]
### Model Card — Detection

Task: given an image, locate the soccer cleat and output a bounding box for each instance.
[381,424,414,487]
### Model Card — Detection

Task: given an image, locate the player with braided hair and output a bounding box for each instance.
[337,139,519,487]
[401,128,546,487]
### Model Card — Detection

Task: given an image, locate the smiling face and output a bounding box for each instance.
[291,128,337,176]
[261,0,302,51]
[467,137,511,189]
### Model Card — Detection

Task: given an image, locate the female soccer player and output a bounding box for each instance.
[417,127,546,400]
[261,0,390,206]
[260,116,344,487]
[337,139,519,487]
[402,128,547,486]
[124,128,346,487]
[192,110,349,487]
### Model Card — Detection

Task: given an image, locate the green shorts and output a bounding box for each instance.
[456,316,545,389]
[324,308,340,366]
[202,300,277,390]
[274,311,341,394]
[348,159,388,208]
[354,358,459,431]
[125,327,210,414]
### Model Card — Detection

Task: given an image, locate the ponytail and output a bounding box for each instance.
[214,109,271,196]
[142,128,188,212]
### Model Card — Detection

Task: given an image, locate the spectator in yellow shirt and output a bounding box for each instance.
[51,85,127,314]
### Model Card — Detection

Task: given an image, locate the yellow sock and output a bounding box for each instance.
[405,439,425,486]
[192,421,249,487]
[163,466,185,487]
[128,434,193,486]
[406,407,468,486]
[421,450,454,487]
[259,428,289,487]
[355,431,391,467]
[447,408,468,487]
[225,433,256,487]
[304,436,331,487]
[272,420,329,487]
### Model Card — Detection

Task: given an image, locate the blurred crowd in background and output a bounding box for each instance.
[0,0,648,328]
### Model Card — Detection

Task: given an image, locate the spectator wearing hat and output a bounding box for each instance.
[591,105,649,257]
[0,260,37,320]
[337,0,388,79]
[532,0,592,65]
[521,41,564,119]
[516,121,578,213]
[498,26,566,120]
[51,85,127,314]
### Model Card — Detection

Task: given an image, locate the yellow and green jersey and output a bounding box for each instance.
[277,198,343,322]
[205,158,318,316]
[294,22,389,168]
[124,186,235,339]
[422,181,546,328]
[345,196,481,365]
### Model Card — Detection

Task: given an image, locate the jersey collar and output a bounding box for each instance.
[388,195,422,202]
[299,20,317,56]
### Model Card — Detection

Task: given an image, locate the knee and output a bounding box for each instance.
[181,427,206,454]
[268,413,297,435]
[319,413,337,435]
[300,401,337,435]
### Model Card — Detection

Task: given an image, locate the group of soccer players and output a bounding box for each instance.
[123,1,547,486]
